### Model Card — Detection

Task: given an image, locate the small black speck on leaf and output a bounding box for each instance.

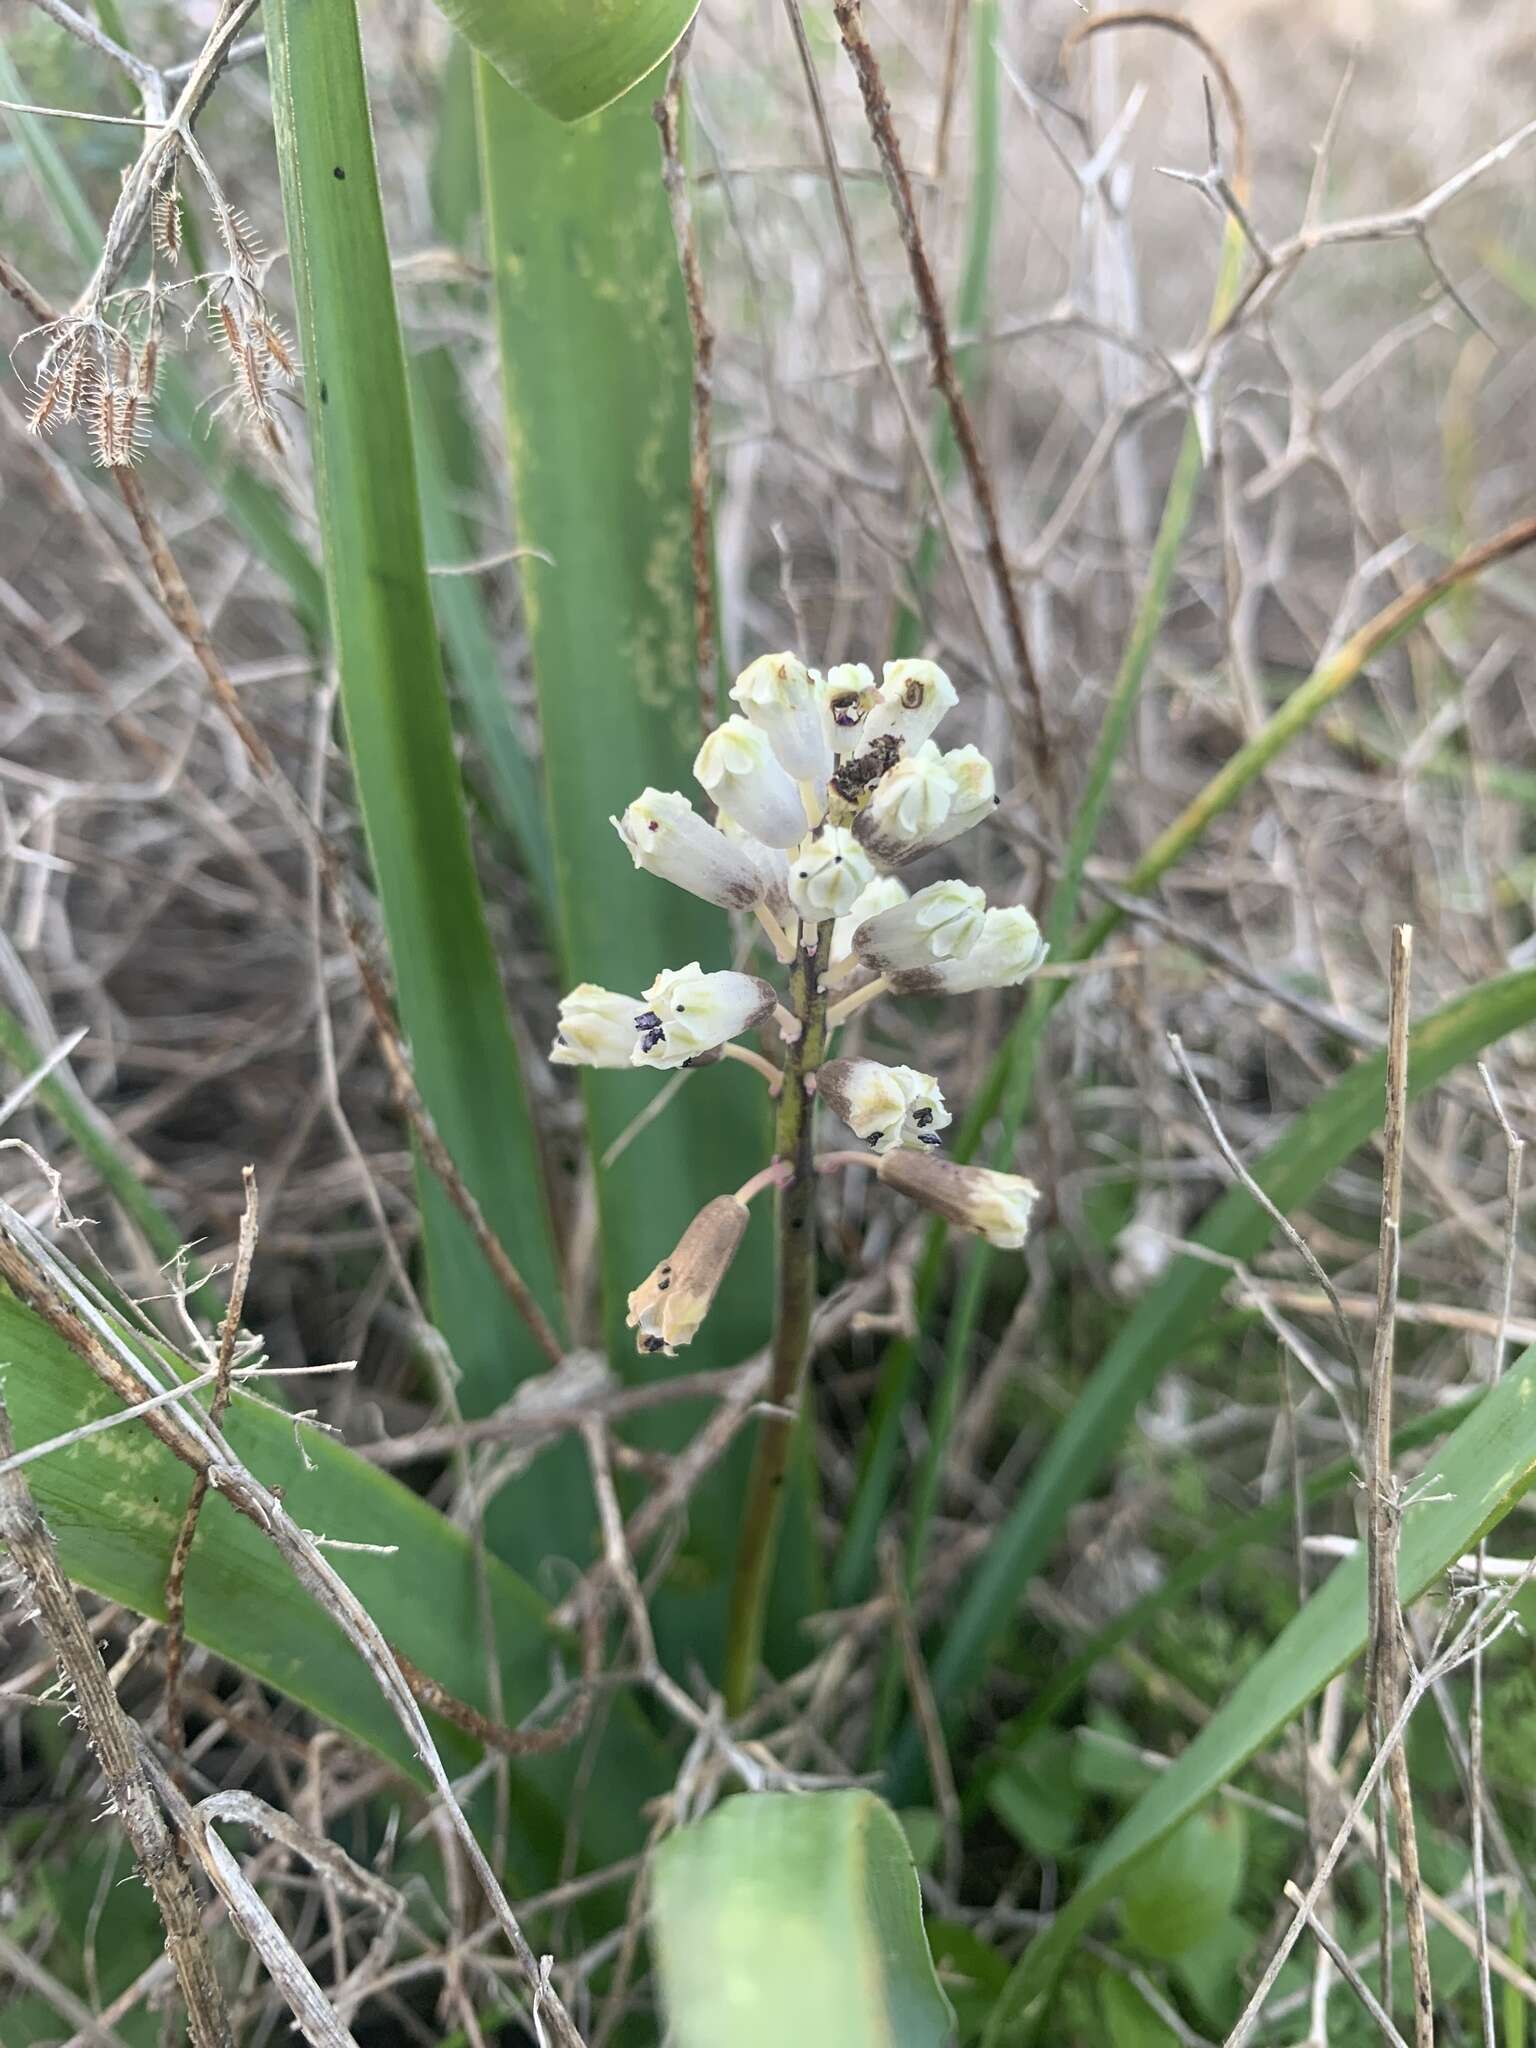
[333,165,346,180]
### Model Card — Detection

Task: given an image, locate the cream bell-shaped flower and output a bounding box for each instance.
[818,1057,951,1154]
[855,741,998,865]
[787,826,875,921]
[626,1194,750,1355]
[631,962,776,1071]
[550,984,641,1069]
[730,651,833,788]
[877,1152,1039,1249]
[854,878,985,974]
[693,716,806,848]
[831,873,907,964]
[889,904,1048,995]
[819,662,880,756]
[611,788,766,910]
[864,659,958,752]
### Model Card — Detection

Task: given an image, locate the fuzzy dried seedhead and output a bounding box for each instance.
[24,317,161,469]
[203,274,296,446]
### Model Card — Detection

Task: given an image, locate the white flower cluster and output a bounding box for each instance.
[548,651,1050,1344]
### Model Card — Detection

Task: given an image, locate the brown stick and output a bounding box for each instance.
[0,1395,234,2048]
[830,0,1053,785]
[163,1166,259,1757]
[653,25,719,729]
[1363,926,1435,2048]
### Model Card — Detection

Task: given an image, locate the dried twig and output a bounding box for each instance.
[0,1395,234,2048]
[163,1163,258,1755]
[1362,926,1434,2048]
[829,0,1053,787]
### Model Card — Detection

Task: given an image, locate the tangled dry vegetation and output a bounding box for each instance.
[3,0,1536,2042]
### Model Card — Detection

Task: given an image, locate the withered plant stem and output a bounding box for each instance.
[724,923,830,1712]
[0,1396,234,2048]
[1364,925,1435,2048]
[830,0,1054,793]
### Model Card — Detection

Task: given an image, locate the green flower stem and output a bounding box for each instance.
[723,924,830,1713]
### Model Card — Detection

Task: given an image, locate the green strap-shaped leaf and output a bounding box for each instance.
[438,0,698,122]
[652,1791,955,2048]
[266,4,573,1526]
[889,964,1536,1793]
[0,1280,662,1885]
[982,1330,1536,2042]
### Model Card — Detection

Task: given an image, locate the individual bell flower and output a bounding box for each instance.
[831,874,908,963]
[694,716,807,848]
[550,984,642,1069]
[626,1194,750,1355]
[718,811,793,920]
[787,826,875,921]
[889,904,1048,995]
[818,662,880,755]
[876,1152,1039,1249]
[611,789,767,910]
[855,742,998,865]
[854,878,986,974]
[730,651,833,788]
[631,962,776,1071]
[864,659,958,752]
[818,1057,951,1154]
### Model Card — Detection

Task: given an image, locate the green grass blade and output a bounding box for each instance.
[0,1277,660,1881]
[265,5,570,1483]
[0,44,326,641]
[441,0,698,121]
[980,1331,1536,2042]
[889,965,1536,1795]
[652,1791,954,2048]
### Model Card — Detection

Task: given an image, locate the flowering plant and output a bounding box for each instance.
[549,651,1046,1705]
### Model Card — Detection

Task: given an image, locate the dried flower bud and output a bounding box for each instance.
[730,651,833,787]
[818,663,880,755]
[854,878,986,974]
[550,983,642,1068]
[876,1153,1039,1249]
[694,716,807,848]
[864,659,958,752]
[818,1058,951,1154]
[626,1195,750,1355]
[831,874,908,963]
[787,826,875,921]
[889,904,1047,995]
[611,788,768,910]
[631,963,777,1070]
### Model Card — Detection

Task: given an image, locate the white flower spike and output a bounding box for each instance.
[876,1153,1040,1249]
[694,715,807,848]
[612,789,767,910]
[551,984,643,1069]
[787,826,875,922]
[865,659,958,752]
[888,904,1047,995]
[631,962,777,1071]
[730,651,833,789]
[853,878,986,974]
[818,663,880,755]
[818,1057,951,1155]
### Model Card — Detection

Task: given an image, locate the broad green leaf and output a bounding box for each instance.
[478,67,813,1657]
[440,0,697,122]
[890,964,1536,1796]
[1119,1801,1246,1961]
[0,1278,662,1885]
[651,1791,954,2048]
[265,1,574,1543]
[982,1329,1536,2041]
